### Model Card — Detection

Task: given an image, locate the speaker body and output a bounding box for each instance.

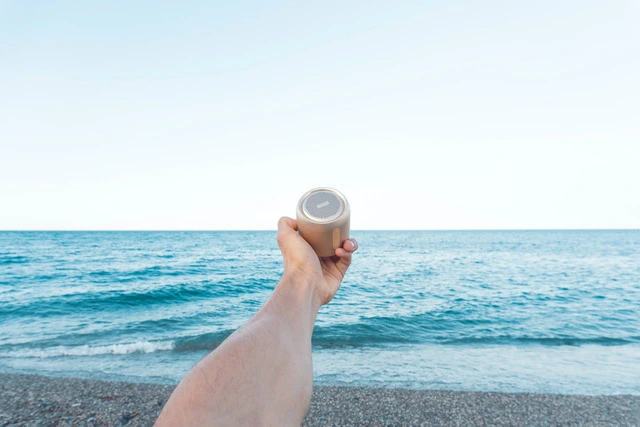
[296,187,350,257]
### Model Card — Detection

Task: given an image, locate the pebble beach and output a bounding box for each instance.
[1,373,638,426]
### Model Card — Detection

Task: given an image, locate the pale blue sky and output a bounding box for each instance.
[1,1,638,229]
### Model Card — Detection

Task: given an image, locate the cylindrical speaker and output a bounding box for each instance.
[296,187,350,257]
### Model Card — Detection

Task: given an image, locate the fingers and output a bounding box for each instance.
[334,248,351,258]
[333,238,357,277]
[335,238,358,258]
[344,238,358,252]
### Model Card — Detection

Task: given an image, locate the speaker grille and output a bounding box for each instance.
[303,190,343,222]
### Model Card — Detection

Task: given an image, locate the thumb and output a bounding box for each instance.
[277,216,298,233]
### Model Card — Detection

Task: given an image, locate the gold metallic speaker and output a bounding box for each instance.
[296,188,351,257]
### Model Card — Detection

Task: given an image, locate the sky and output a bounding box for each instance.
[1,0,638,230]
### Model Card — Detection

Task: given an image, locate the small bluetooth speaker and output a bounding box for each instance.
[296,187,351,257]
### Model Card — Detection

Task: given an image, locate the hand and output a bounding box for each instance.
[276,216,358,306]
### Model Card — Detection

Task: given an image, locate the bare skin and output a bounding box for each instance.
[155,217,358,426]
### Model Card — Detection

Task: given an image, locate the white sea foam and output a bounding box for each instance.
[0,341,175,358]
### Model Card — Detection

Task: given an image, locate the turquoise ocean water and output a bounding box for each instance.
[0,231,638,395]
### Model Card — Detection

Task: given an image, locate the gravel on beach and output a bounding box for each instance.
[0,373,638,426]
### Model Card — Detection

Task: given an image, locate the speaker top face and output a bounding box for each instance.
[301,189,345,223]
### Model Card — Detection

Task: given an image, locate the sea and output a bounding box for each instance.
[1,231,638,395]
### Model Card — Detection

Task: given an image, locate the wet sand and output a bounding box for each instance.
[0,373,638,426]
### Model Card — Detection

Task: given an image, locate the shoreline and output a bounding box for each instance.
[1,373,638,426]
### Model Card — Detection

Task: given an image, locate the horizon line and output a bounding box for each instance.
[1,228,639,232]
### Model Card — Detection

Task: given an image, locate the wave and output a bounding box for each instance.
[150,327,640,353]
[0,331,236,359]
[1,277,275,315]
[311,322,640,347]
[91,265,204,279]
[440,336,637,346]
[311,334,638,348]
[307,311,640,347]
[173,330,235,352]
[0,254,30,265]
[0,341,175,358]
[2,330,636,360]
[310,313,496,347]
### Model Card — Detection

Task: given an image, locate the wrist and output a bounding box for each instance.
[276,270,323,312]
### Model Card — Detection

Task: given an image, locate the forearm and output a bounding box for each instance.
[156,271,321,426]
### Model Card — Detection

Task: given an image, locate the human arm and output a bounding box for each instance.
[155,217,358,426]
